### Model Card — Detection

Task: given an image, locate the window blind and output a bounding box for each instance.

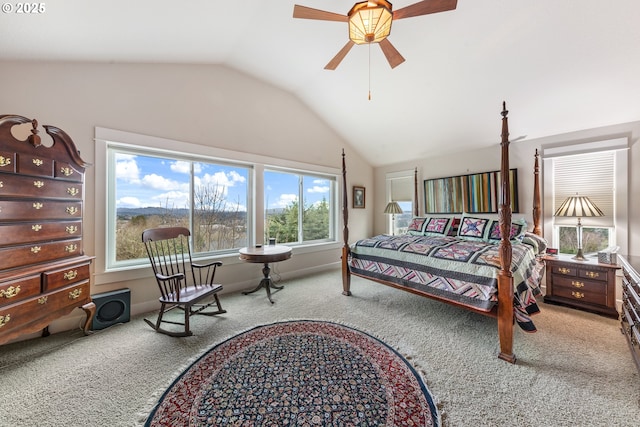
[390,176,413,202]
[553,151,614,227]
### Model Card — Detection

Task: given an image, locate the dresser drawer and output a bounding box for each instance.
[0,238,83,270]
[54,161,83,182]
[0,281,90,337]
[0,151,16,172]
[0,221,82,247]
[0,174,82,199]
[17,153,54,177]
[43,262,90,292]
[0,200,82,221]
[0,274,40,306]
[553,276,605,294]
[552,286,607,306]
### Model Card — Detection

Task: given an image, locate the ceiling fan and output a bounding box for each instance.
[293,0,458,70]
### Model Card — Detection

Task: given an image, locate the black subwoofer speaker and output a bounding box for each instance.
[91,288,131,330]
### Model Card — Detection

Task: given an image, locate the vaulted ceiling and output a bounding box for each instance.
[1,0,639,166]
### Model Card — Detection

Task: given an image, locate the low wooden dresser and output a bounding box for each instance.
[0,115,95,346]
[619,255,640,373]
[543,254,619,318]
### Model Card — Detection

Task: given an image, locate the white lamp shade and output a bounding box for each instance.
[554,195,604,218]
[384,201,403,214]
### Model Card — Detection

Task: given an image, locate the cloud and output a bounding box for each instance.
[116,196,142,208]
[141,173,188,191]
[307,185,329,193]
[151,191,190,210]
[115,154,140,183]
[171,160,202,174]
[274,193,298,208]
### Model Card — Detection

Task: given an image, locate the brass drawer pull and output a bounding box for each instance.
[68,288,82,300]
[32,158,43,167]
[60,167,74,177]
[67,187,79,197]
[572,291,585,299]
[585,271,600,279]
[32,224,42,232]
[0,156,11,167]
[66,206,78,215]
[31,246,41,254]
[66,225,78,234]
[33,180,44,188]
[65,244,78,253]
[64,270,78,281]
[0,314,11,328]
[0,285,21,299]
[33,202,43,209]
[38,296,48,305]
[571,281,585,288]
[558,267,571,274]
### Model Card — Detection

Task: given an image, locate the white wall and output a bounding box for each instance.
[0,61,374,331]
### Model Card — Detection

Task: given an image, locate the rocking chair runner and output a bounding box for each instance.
[142,227,226,337]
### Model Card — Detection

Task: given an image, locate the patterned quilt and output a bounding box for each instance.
[349,234,545,332]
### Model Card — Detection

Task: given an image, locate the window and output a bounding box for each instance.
[97,128,341,274]
[264,169,335,244]
[543,138,628,256]
[110,148,250,267]
[386,170,415,235]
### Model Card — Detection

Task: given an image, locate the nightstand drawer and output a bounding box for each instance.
[553,276,605,294]
[552,265,577,277]
[578,269,608,282]
[553,286,607,306]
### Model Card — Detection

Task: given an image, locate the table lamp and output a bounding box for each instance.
[553,194,603,261]
[384,201,403,235]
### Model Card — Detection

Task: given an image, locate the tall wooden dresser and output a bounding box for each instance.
[0,115,95,345]
[619,255,640,373]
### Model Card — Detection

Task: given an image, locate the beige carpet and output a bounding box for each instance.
[1,268,638,426]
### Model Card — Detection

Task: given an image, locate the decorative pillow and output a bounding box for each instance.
[407,217,428,235]
[423,217,453,236]
[486,218,527,242]
[457,216,491,240]
[447,217,461,236]
[523,231,548,254]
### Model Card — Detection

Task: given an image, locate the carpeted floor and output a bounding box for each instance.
[1,268,639,426]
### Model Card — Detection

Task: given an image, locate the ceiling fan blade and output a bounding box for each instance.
[325,40,356,70]
[393,0,457,20]
[379,39,406,69]
[293,5,348,22]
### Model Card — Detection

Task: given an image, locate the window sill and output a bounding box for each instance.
[93,240,342,286]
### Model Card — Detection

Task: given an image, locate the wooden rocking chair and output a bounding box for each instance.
[142,227,226,337]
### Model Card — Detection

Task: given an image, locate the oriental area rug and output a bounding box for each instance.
[144,320,440,426]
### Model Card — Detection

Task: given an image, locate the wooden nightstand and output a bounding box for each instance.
[543,254,619,318]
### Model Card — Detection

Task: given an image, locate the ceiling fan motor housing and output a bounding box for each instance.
[348,0,393,44]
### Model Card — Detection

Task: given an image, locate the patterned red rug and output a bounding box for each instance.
[144,320,439,426]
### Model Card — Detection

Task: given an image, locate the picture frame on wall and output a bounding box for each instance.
[353,186,365,208]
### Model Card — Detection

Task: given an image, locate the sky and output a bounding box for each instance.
[115,153,331,211]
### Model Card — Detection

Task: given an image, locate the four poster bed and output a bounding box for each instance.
[340,103,545,363]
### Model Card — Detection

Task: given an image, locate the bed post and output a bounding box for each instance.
[497,102,516,363]
[414,167,419,216]
[341,149,352,296]
[532,149,542,236]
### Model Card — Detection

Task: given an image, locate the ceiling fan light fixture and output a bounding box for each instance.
[348,0,393,45]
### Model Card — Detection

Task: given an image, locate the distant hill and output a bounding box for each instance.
[117,207,248,220]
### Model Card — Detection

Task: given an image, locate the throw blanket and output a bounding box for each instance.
[349,234,544,331]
